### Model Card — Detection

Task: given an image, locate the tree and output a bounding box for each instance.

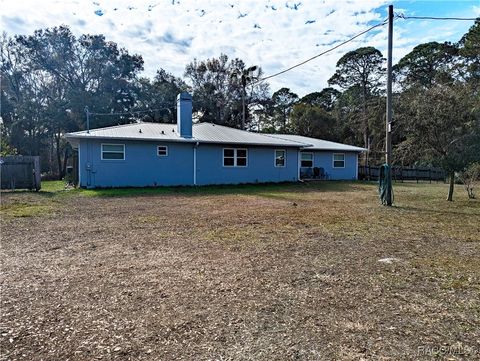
[270,87,299,132]
[231,65,260,130]
[1,33,51,160]
[457,19,480,86]
[0,123,17,156]
[300,88,341,111]
[133,69,189,123]
[1,26,144,178]
[184,54,269,129]
[328,47,385,165]
[393,41,457,89]
[458,162,480,199]
[18,27,144,129]
[396,83,480,201]
[289,103,335,140]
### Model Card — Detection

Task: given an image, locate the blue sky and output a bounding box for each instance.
[1,0,478,96]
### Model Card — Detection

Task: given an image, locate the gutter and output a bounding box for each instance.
[64,134,305,148]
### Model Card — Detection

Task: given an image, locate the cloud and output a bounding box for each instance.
[1,15,26,34]
[160,31,192,48]
[0,0,476,96]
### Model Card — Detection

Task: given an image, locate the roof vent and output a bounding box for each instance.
[161,130,165,135]
[139,129,142,133]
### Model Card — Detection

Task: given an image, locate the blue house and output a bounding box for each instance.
[66,93,365,188]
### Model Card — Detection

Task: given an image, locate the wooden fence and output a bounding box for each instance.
[0,156,41,191]
[358,165,446,183]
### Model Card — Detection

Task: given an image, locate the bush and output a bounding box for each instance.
[458,162,480,199]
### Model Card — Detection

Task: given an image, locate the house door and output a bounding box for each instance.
[300,152,314,179]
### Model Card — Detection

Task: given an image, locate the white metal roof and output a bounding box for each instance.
[66,122,366,151]
[65,122,307,147]
[193,123,306,147]
[267,134,367,152]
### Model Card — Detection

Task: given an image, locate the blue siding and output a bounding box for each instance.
[316,151,358,180]
[196,145,299,185]
[301,151,359,180]
[79,139,194,188]
[78,140,299,188]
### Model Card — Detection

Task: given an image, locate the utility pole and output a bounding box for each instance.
[385,4,394,206]
[84,106,90,134]
[241,80,246,131]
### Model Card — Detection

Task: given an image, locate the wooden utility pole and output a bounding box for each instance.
[385,4,394,206]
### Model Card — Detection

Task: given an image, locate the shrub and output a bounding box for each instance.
[458,162,480,199]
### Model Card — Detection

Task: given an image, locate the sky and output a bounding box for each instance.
[1,0,478,96]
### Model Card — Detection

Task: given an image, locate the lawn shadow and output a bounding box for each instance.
[1,189,58,199]
[77,181,365,199]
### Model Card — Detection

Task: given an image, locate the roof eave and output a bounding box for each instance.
[65,134,196,143]
[302,147,367,152]
[65,134,304,147]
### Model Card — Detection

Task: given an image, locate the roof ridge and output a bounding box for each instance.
[269,133,365,150]
[261,133,313,147]
[196,122,312,145]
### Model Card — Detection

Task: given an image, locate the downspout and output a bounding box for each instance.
[78,142,81,186]
[355,153,359,180]
[297,149,301,181]
[86,140,91,187]
[193,142,199,185]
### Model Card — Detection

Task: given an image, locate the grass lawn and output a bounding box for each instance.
[1,181,479,360]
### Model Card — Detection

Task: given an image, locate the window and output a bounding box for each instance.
[301,152,313,167]
[223,148,248,167]
[333,153,345,168]
[157,145,168,156]
[275,150,286,167]
[236,149,247,167]
[101,144,125,160]
[223,148,235,166]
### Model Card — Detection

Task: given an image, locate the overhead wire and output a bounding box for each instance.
[88,107,174,116]
[253,14,478,84]
[253,19,389,84]
[86,13,478,115]
[396,15,478,21]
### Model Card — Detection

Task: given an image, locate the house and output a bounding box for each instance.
[65,93,366,188]
[267,134,365,180]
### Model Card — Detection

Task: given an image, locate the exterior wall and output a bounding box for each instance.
[301,150,359,180]
[78,139,195,188]
[196,145,299,185]
[78,139,300,188]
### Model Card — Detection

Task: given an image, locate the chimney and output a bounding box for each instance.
[177,92,192,138]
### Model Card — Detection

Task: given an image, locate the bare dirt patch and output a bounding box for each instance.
[1,182,479,360]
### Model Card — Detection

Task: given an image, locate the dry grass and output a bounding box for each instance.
[1,181,479,360]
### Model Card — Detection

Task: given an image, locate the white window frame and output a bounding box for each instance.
[274,149,286,167]
[101,143,125,160]
[333,153,345,168]
[223,148,248,167]
[157,145,168,157]
[300,152,314,168]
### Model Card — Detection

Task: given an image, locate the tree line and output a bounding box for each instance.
[1,20,479,199]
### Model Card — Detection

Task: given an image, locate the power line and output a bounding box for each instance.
[253,19,388,84]
[88,107,174,116]
[396,14,478,21]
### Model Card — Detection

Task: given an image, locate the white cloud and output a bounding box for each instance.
[0,0,476,96]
